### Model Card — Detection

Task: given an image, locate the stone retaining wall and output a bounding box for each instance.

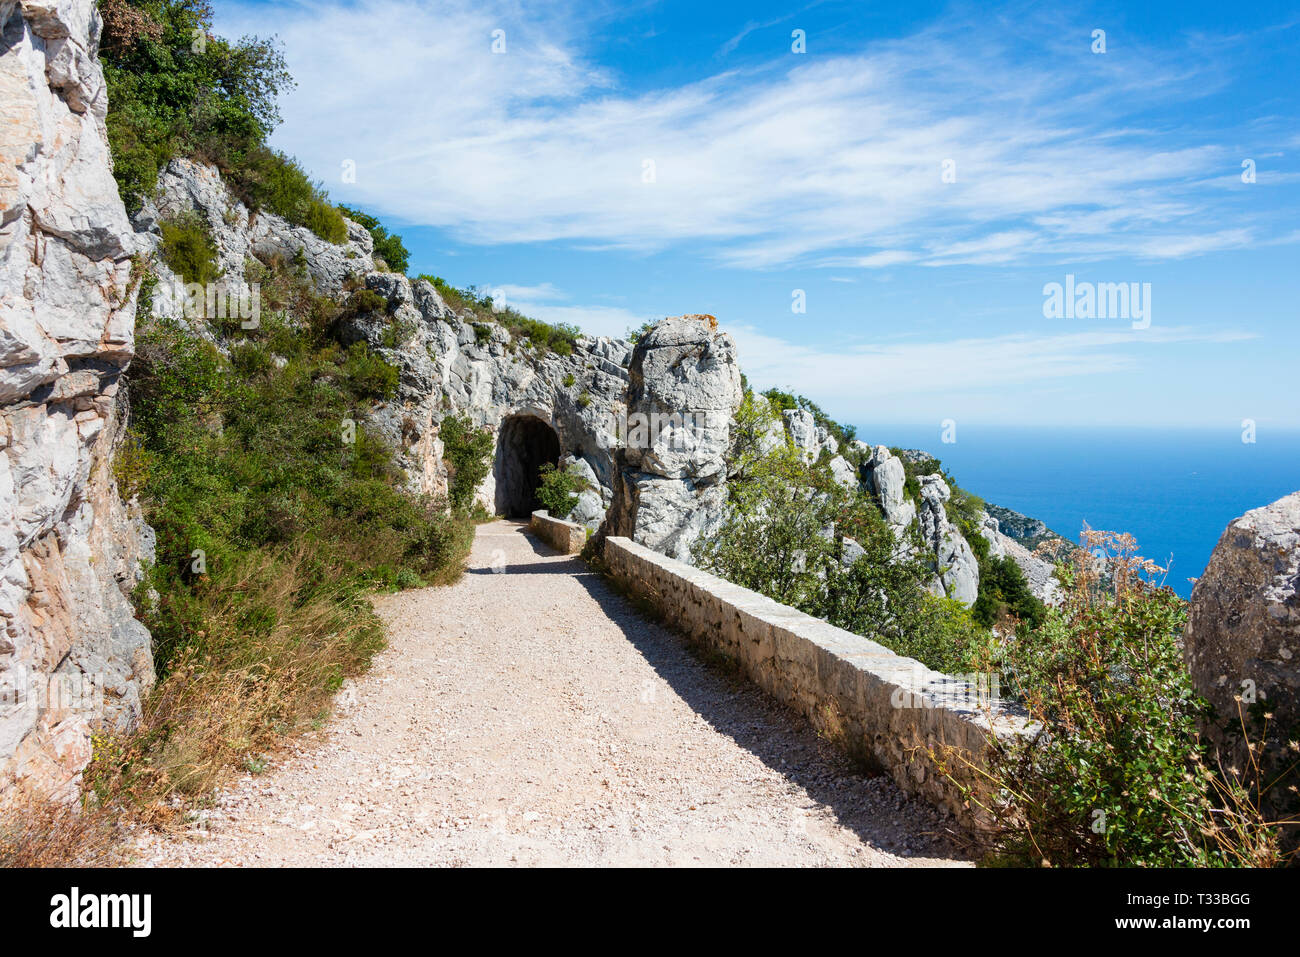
[530,511,586,555]
[603,536,1031,827]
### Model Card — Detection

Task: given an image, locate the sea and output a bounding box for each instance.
[851,425,1300,598]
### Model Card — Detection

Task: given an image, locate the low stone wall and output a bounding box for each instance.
[530,510,586,555]
[603,536,1031,827]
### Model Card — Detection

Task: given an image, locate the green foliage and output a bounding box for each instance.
[100,0,346,242]
[700,396,983,674]
[338,206,409,273]
[439,414,494,512]
[626,320,656,343]
[129,301,472,676]
[414,275,581,357]
[158,213,221,285]
[302,196,348,244]
[971,554,1047,629]
[926,532,1285,867]
[101,0,290,207]
[340,341,399,399]
[821,520,988,674]
[535,462,592,518]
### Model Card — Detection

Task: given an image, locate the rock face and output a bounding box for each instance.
[132,159,634,525]
[862,445,916,531]
[601,315,742,561]
[1184,491,1300,847]
[782,408,837,463]
[0,0,153,799]
[1185,492,1300,744]
[916,475,979,606]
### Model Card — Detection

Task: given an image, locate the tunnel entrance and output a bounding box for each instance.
[494,414,562,518]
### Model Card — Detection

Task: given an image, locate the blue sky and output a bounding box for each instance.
[218,0,1300,432]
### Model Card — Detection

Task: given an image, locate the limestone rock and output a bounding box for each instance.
[1,0,153,799]
[917,475,979,606]
[1185,491,1300,732]
[601,315,742,562]
[1184,491,1300,845]
[863,445,915,530]
[828,455,858,492]
[782,408,837,463]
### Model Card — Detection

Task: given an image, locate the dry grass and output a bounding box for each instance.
[0,791,125,868]
[85,548,388,816]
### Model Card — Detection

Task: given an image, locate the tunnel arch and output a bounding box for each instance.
[494,414,562,518]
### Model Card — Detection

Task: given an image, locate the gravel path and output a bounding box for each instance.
[137,521,967,867]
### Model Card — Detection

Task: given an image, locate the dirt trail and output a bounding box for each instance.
[138,521,966,867]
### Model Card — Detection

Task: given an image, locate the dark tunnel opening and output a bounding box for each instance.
[494,414,562,518]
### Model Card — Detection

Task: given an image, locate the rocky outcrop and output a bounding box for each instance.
[600,315,742,561]
[1185,491,1300,721]
[1,0,153,799]
[782,408,837,463]
[917,475,979,605]
[1184,491,1300,847]
[862,445,916,531]
[131,159,634,522]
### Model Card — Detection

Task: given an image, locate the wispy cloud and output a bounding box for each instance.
[223,0,1298,270]
[728,322,1259,412]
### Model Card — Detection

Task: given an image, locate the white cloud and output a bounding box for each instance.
[727,322,1259,415]
[220,0,1295,269]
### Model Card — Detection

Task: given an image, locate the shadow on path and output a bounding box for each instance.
[482,522,966,861]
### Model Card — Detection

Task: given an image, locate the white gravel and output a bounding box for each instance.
[135,521,968,867]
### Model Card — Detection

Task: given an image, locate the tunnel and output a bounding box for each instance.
[494,414,562,518]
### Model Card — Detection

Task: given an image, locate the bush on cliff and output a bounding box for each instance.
[935,530,1284,867]
[100,0,347,242]
[696,394,985,673]
[93,258,480,807]
[157,212,221,285]
[339,205,410,273]
[535,462,593,519]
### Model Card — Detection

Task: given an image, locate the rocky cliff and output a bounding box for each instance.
[1,0,153,799]
[1185,491,1300,840]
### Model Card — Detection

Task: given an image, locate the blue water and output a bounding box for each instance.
[853,426,1300,598]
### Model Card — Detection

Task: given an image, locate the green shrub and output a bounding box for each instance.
[338,206,409,273]
[303,198,348,244]
[971,553,1046,629]
[100,0,292,211]
[535,462,592,518]
[935,531,1283,867]
[439,414,494,512]
[341,342,399,399]
[158,213,221,285]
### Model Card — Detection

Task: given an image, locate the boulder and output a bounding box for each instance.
[828,455,858,492]
[863,445,915,530]
[600,315,742,561]
[1185,491,1300,847]
[782,408,837,463]
[1185,491,1300,736]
